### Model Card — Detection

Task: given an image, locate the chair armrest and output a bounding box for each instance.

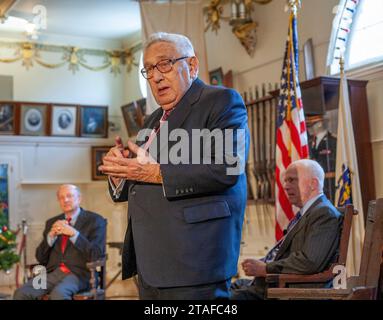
[86,257,106,270]
[265,269,334,288]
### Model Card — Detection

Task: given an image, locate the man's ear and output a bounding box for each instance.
[189,56,199,79]
[311,178,319,191]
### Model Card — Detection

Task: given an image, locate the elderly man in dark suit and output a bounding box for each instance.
[99,32,249,300]
[230,159,341,299]
[13,184,106,300]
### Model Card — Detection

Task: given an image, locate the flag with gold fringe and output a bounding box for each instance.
[335,59,365,276]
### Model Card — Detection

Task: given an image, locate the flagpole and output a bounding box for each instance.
[275,0,308,240]
[335,54,365,276]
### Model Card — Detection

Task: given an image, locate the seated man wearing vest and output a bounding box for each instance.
[231,159,342,300]
[13,184,106,300]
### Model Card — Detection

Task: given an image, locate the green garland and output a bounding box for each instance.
[0,209,20,272]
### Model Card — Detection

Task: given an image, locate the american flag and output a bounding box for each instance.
[275,10,308,241]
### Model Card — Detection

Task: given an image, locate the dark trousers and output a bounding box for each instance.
[230,278,266,300]
[13,268,86,300]
[137,273,231,300]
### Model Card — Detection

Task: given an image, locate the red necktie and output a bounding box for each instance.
[59,217,72,274]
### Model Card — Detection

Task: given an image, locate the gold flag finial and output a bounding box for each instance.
[288,0,301,14]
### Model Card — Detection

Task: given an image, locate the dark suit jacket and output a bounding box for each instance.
[237,195,342,300]
[35,209,107,284]
[266,195,341,275]
[110,78,250,287]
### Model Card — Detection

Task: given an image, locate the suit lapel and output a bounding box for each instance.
[73,209,86,233]
[61,209,86,253]
[135,108,163,148]
[156,78,205,158]
[275,195,326,259]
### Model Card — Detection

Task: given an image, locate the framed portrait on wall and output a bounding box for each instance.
[80,106,108,138]
[0,103,16,135]
[51,105,77,136]
[19,104,48,136]
[91,146,112,180]
[121,98,146,137]
[209,67,224,86]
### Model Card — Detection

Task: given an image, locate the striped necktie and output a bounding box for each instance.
[144,109,173,150]
[263,211,302,263]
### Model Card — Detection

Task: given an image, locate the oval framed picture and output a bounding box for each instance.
[20,104,48,136]
[51,105,78,136]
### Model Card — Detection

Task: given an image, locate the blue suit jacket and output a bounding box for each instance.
[110,78,249,287]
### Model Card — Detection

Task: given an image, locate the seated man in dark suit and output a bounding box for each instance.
[231,159,341,300]
[13,184,106,300]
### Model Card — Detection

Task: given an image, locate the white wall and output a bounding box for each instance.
[0,33,137,288]
[205,0,339,92]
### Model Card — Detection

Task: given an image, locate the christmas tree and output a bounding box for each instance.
[0,200,20,272]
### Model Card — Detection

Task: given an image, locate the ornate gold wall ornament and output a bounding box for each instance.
[19,43,38,70]
[124,49,138,73]
[204,0,272,57]
[232,21,257,57]
[62,47,82,73]
[109,51,122,75]
[204,0,229,34]
[0,40,142,76]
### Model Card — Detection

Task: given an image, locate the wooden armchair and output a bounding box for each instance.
[267,198,383,300]
[265,204,356,288]
[26,256,107,300]
[73,257,106,300]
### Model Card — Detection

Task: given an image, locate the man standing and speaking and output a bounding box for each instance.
[99,32,249,299]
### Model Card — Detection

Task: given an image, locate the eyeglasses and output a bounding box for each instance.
[141,56,189,79]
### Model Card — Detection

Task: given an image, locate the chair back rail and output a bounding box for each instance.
[357,199,383,288]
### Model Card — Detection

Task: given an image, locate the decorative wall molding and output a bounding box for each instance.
[0,40,141,75]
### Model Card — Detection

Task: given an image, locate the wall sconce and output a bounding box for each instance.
[204,0,272,57]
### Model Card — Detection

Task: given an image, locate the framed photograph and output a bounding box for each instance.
[20,104,48,136]
[91,146,112,180]
[121,98,146,137]
[80,106,108,138]
[51,105,77,136]
[0,103,16,135]
[209,67,224,86]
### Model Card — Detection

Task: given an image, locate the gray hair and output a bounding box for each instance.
[143,32,196,57]
[57,184,81,197]
[294,159,325,192]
